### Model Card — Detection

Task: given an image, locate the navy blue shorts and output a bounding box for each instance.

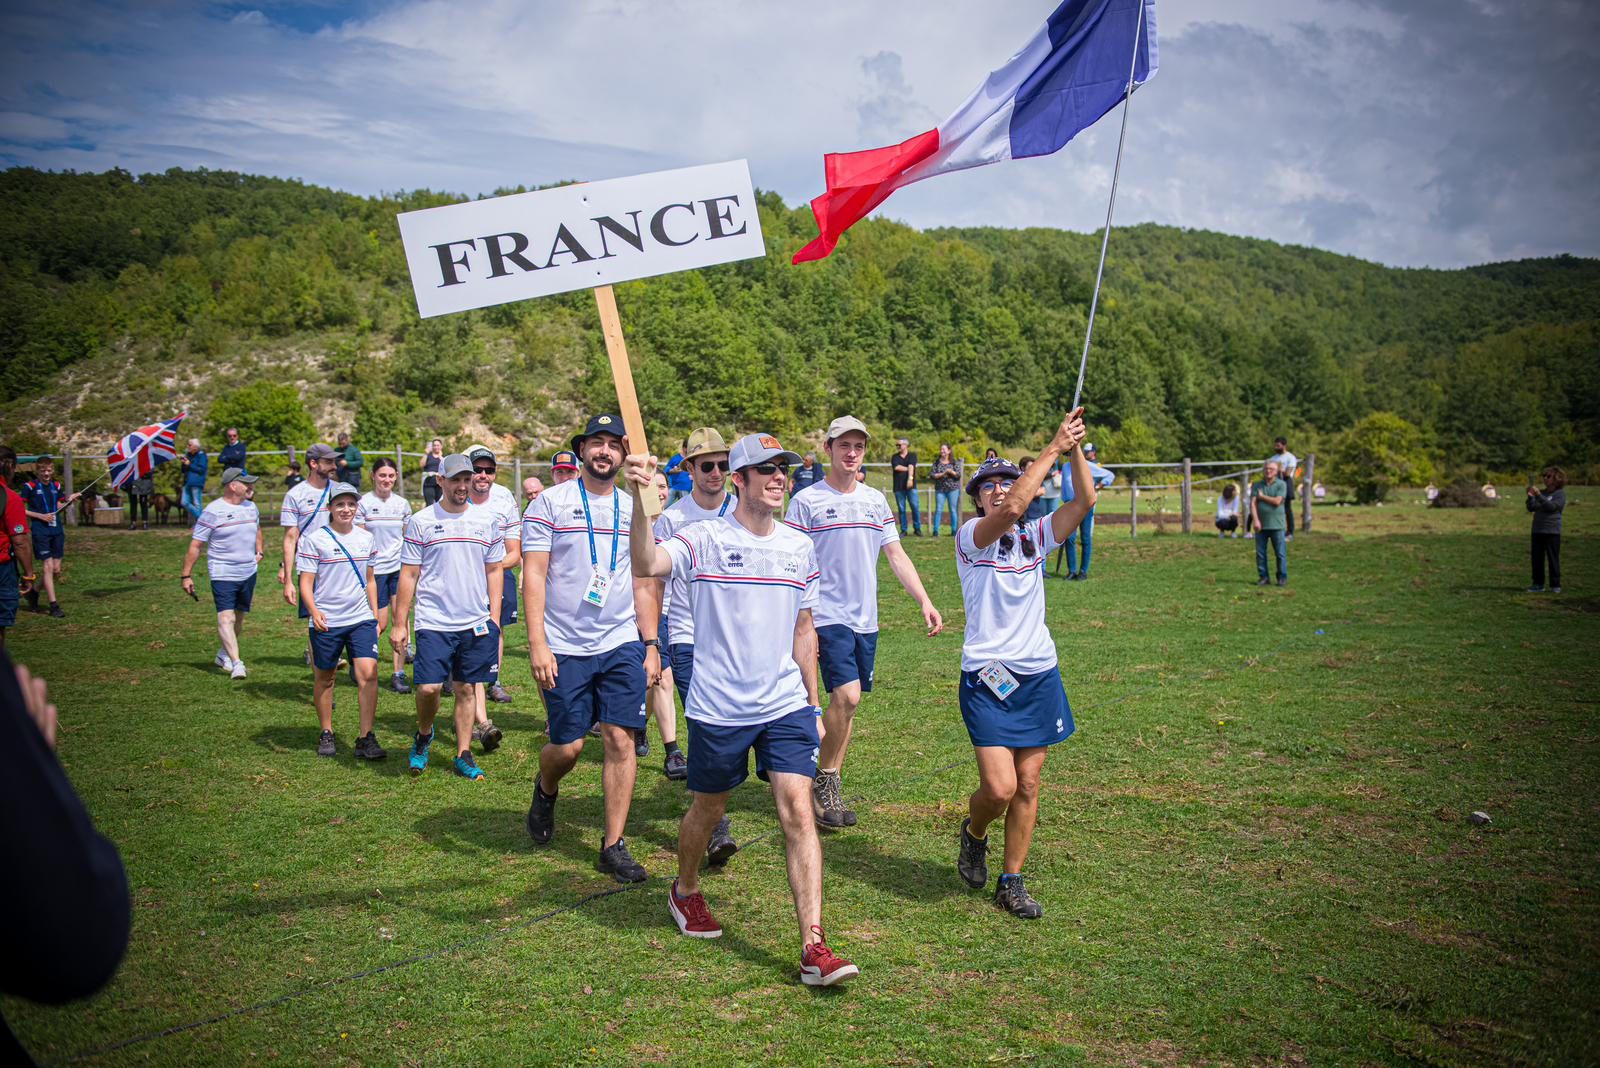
[413,625,500,686]
[543,640,646,745]
[210,574,257,613]
[0,560,16,627]
[686,708,820,795]
[375,570,400,610]
[669,643,694,706]
[817,624,876,693]
[500,569,518,626]
[309,620,380,669]
[297,592,310,620]
[32,529,64,560]
[958,664,1074,749]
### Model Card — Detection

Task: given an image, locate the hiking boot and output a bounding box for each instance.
[441,679,455,697]
[486,683,513,704]
[706,816,738,866]
[595,838,648,883]
[407,730,433,775]
[480,719,503,752]
[526,773,555,844]
[588,722,602,737]
[800,929,859,986]
[317,729,337,757]
[663,749,688,781]
[230,660,247,680]
[1276,578,1287,587]
[957,817,989,889]
[453,751,485,780]
[994,874,1043,919]
[634,727,649,758]
[354,732,387,760]
[388,672,412,694]
[667,878,723,938]
[812,769,855,829]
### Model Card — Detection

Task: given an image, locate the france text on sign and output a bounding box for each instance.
[397,160,766,318]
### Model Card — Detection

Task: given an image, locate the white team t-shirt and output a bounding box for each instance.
[955,514,1065,675]
[664,515,819,726]
[355,491,412,574]
[400,502,505,632]
[652,492,733,646]
[194,498,260,582]
[280,479,334,553]
[521,478,638,657]
[782,480,897,633]
[297,525,378,627]
[477,483,523,556]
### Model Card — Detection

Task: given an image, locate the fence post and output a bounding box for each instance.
[1302,453,1314,533]
[395,445,404,496]
[287,443,296,469]
[63,448,76,526]
[1180,458,1192,534]
[514,458,523,502]
[1130,480,1138,538]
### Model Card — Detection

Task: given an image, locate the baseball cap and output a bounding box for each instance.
[1082,442,1097,453]
[682,427,730,461]
[438,453,473,479]
[219,467,258,485]
[327,482,361,502]
[305,442,338,461]
[728,433,802,471]
[549,450,578,470]
[464,445,497,467]
[824,416,870,443]
[571,413,623,451]
[964,457,1024,495]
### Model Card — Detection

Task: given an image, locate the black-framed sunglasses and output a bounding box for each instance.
[751,462,790,476]
[473,465,496,475]
[698,460,729,473]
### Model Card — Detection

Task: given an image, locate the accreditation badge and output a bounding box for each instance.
[584,567,614,609]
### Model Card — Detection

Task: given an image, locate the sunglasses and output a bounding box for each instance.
[698,460,729,473]
[473,466,496,475]
[749,462,789,476]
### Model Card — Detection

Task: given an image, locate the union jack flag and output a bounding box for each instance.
[107,412,185,489]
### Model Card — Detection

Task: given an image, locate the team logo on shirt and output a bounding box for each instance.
[727,551,743,566]
[782,559,799,576]
[824,507,837,518]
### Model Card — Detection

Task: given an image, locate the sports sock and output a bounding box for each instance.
[674,882,693,898]
[999,872,1021,882]
[664,740,681,756]
[969,824,987,839]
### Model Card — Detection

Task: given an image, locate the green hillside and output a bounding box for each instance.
[1,166,1596,480]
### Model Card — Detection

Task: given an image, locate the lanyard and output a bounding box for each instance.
[716,494,731,517]
[322,526,367,585]
[299,482,331,535]
[578,481,620,572]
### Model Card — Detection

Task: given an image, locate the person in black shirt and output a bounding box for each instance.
[1526,466,1567,593]
[891,438,921,537]
[283,462,305,489]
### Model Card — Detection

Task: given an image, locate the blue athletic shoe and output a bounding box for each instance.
[408,730,433,776]
[453,751,485,780]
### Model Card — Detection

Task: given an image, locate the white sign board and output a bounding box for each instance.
[397,160,766,318]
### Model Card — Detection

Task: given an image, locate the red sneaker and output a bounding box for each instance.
[800,928,859,986]
[667,879,723,939]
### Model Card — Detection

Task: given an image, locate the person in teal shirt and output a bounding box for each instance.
[335,432,364,490]
[1251,460,1288,586]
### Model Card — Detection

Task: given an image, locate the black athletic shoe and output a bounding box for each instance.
[957,817,989,889]
[634,727,649,758]
[388,672,412,694]
[317,729,337,757]
[663,749,688,780]
[1276,578,1287,587]
[47,604,65,618]
[707,816,738,865]
[24,591,38,613]
[994,874,1043,919]
[526,774,556,845]
[354,732,387,760]
[596,838,648,883]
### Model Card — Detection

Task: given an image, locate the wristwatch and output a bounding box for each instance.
[642,638,660,649]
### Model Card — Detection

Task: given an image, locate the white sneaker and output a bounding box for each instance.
[230,660,247,679]
[214,649,232,669]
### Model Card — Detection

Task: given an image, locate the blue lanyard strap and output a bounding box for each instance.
[578,481,620,571]
[321,526,367,585]
[299,482,331,535]
[717,494,732,517]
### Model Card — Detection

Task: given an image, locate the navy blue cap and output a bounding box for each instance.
[965,457,1024,495]
[571,413,624,452]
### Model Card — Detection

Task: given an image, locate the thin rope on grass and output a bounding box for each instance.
[40,593,1395,1065]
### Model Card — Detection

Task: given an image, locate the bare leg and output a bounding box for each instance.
[969,746,1048,873]
[817,680,861,773]
[216,610,241,662]
[538,736,585,791]
[312,667,337,731]
[968,746,1019,837]
[676,790,729,894]
[41,559,59,604]
[772,772,825,946]
[415,683,441,735]
[649,668,677,745]
[452,682,477,752]
[354,658,378,735]
[1001,748,1047,873]
[598,721,638,845]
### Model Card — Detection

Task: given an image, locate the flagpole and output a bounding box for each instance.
[1070,0,1146,413]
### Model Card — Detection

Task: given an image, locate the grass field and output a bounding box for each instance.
[4,491,1596,1067]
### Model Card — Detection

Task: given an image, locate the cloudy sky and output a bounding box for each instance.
[2,0,1596,268]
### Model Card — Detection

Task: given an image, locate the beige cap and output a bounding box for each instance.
[825,415,870,443]
[682,427,730,461]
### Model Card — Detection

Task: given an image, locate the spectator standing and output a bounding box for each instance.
[1525,467,1566,593]
[218,428,247,473]
[335,432,363,490]
[891,437,922,537]
[522,476,545,509]
[21,457,80,619]
[1214,483,1241,537]
[421,438,443,505]
[283,463,304,489]
[1062,443,1114,581]
[0,448,37,647]
[180,439,208,524]
[664,449,694,506]
[125,472,154,531]
[789,451,825,500]
[1020,457,1045,521]
[1268,437,1298,540]
[1250,460,1288,586]
[929,444,962,538]
[1040,458,1062,516]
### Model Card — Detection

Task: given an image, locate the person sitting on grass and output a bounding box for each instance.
[954,408,1095,920]
[298,483,385,761]
[180,468,263,680]
[1526,466,1566,594]
[1215,483,1241,537]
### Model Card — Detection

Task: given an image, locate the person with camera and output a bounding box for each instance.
[1526,467,1567,593]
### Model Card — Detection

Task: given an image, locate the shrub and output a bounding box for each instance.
[1326,412,1437,504]
[205,382,317,451]
[1430,476,1495,508]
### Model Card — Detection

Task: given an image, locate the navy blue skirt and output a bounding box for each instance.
[958,664,1074,749]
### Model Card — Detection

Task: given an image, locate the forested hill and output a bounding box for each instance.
[1,166,1595,481]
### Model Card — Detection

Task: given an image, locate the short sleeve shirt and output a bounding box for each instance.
[296,525,377,627]
[193,498,261,581]
[1252,477,1287,530]
[520,479,638,657]
[481,484,523,553]
[666,454,694,492]
[0,487,25,562]
[891,452,917,492]
[955,515,1065,675]
[652,492,733,646]
[355,491,412,574]
[280,479,334,553]
[783,480,897,633]
[22,480,61,532]
[663,515,819,726]
[400,502,505,632]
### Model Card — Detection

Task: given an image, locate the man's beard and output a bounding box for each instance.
[583,455,616,483]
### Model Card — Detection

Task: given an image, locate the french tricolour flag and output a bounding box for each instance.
[793,0,1157,264]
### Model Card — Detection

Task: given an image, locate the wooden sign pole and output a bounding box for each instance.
[593,284,661,516]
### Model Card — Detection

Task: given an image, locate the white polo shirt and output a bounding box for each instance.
[652,491,733,646]
[296,524,377,627]
[280,479,334,549]
[782,479,897,634]
[400,501,505,632]
[664,515,819,726]
[955,514,1065,675]
[355,491,412,574]
[194,498,260,582]
[521,478,637,657]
